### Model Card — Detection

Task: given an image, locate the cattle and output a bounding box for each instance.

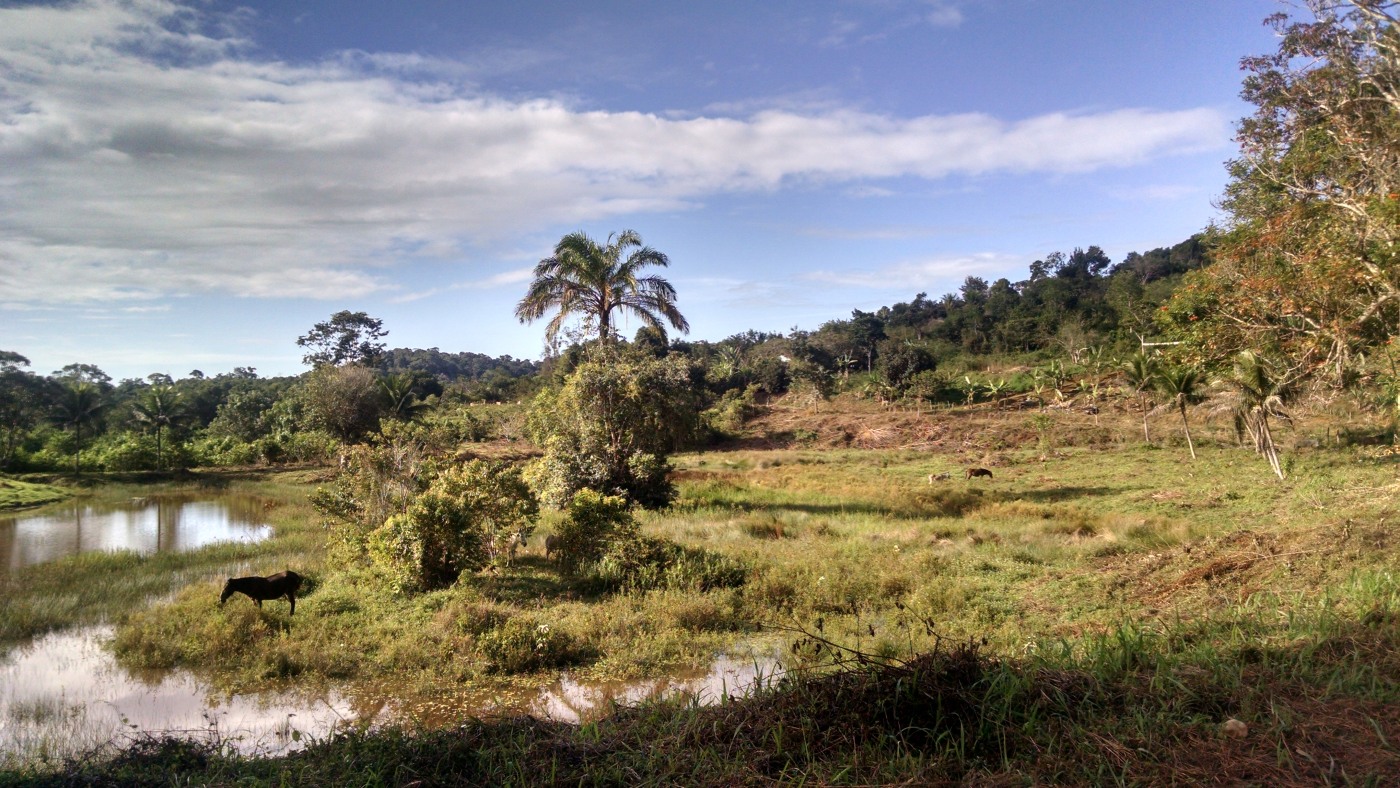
[220,570,303,615]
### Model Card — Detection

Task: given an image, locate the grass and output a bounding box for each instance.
[3,405,1400,783]
[0,477,68,510]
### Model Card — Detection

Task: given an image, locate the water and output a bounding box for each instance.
[0,626,360,764]
[0,495,274,575]
[0,626,782,765]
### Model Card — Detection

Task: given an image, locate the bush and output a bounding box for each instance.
[366,460,538,593]
[550,489,636,572]
[585,534,749,594]
[476,616,587,674]
[525,348,699,509]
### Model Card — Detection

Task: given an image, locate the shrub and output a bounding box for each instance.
[524,348,699,509]
[551,489,637,572]
[366,460,538,593]
[476,616,586,674]
[585,534,749,594]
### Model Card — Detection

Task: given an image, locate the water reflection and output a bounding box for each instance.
[0,627,362,763]
[533,656,779,724]
[0,495,274,574]
[0,625,783,766]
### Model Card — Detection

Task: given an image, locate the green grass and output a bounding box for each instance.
[0,477,68,510]
[4,419,1400,783]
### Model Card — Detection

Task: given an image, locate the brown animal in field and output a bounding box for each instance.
[220,570,303,615]
[927,472,952,483]
[544,534,562,561]
[965,467,993,480]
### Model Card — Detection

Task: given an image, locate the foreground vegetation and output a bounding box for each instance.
[3,399,1398,784]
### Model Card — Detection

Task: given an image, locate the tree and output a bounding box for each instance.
[379,372,431,422]
[131,384,183,469]
[1155,364,1206,459]
[525,346,700,509]
[0,353,43,470]
[303,365,384,442]
[50,381,106,474]
[515,230,689,345]
[1225,351,1296,480]
[1120,351,1161,443]
[1169,2,1400,381]
[298,311,388,367]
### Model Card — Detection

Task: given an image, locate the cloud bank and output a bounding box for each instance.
[0,0,1230,306]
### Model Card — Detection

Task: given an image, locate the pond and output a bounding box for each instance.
[0,495,275,575]
[0,626,781,765]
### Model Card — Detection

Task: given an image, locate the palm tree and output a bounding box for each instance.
[380,373,431,422]
[1226,351,1295,480]
[132,385,182,470]
[1120,351,1161,443]
[1155,364,1205,459]
[515,230,689,345]
[51,381,106,475]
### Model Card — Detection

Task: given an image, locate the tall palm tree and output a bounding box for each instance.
[1120,351,1161,443]
[1155,364,1205,459]
[515,230,689,345]
[132,385,182,470]
[51,381,106,475]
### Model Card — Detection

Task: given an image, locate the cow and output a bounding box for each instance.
[219,570,304,615]
[965,467,993,480]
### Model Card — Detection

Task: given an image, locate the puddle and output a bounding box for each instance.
[0,495,274,575]
[0,626,361,764]
[0,626,783,766]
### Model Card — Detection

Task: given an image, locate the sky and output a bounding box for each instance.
[1,0,1287,381]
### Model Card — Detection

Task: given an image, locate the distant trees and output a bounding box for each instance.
[0,353,44,471]
[516,230,689,345]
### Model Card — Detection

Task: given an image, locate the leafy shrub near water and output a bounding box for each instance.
[476,615,588,674]
[586,534,749,594]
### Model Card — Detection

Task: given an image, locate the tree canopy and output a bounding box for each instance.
[515,230,689,345]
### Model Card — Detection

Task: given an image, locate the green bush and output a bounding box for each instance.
[365,460,538,593]
[586,534,749,594]
[551,489,636,572]
[476,615,586,674]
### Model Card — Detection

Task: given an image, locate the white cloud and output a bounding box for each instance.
[803,252,1021,289]
[0,1,1229,306]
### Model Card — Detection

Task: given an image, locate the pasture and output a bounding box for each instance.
[4,408,1400,783]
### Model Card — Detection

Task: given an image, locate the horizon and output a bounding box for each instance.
[2,0,1282,380]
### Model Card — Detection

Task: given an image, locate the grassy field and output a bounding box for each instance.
[0,478,68,511]
[3,404,1399,784]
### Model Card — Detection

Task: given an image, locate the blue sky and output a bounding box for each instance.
[1,0,1283,380]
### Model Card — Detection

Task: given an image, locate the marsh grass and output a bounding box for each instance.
[5,432,1400,782]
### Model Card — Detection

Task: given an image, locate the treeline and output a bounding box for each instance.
[0,348,538,474]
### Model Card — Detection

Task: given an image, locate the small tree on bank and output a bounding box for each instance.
[525,346,701,509]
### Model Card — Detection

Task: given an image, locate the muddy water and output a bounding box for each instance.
[0,495,274,575]
[0,625,782,764]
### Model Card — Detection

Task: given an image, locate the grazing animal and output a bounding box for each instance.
[928,472,952,483]
[220,570,303,615]
[505,531,527,564]
[544,534,562,561]
[965,467,993,480]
